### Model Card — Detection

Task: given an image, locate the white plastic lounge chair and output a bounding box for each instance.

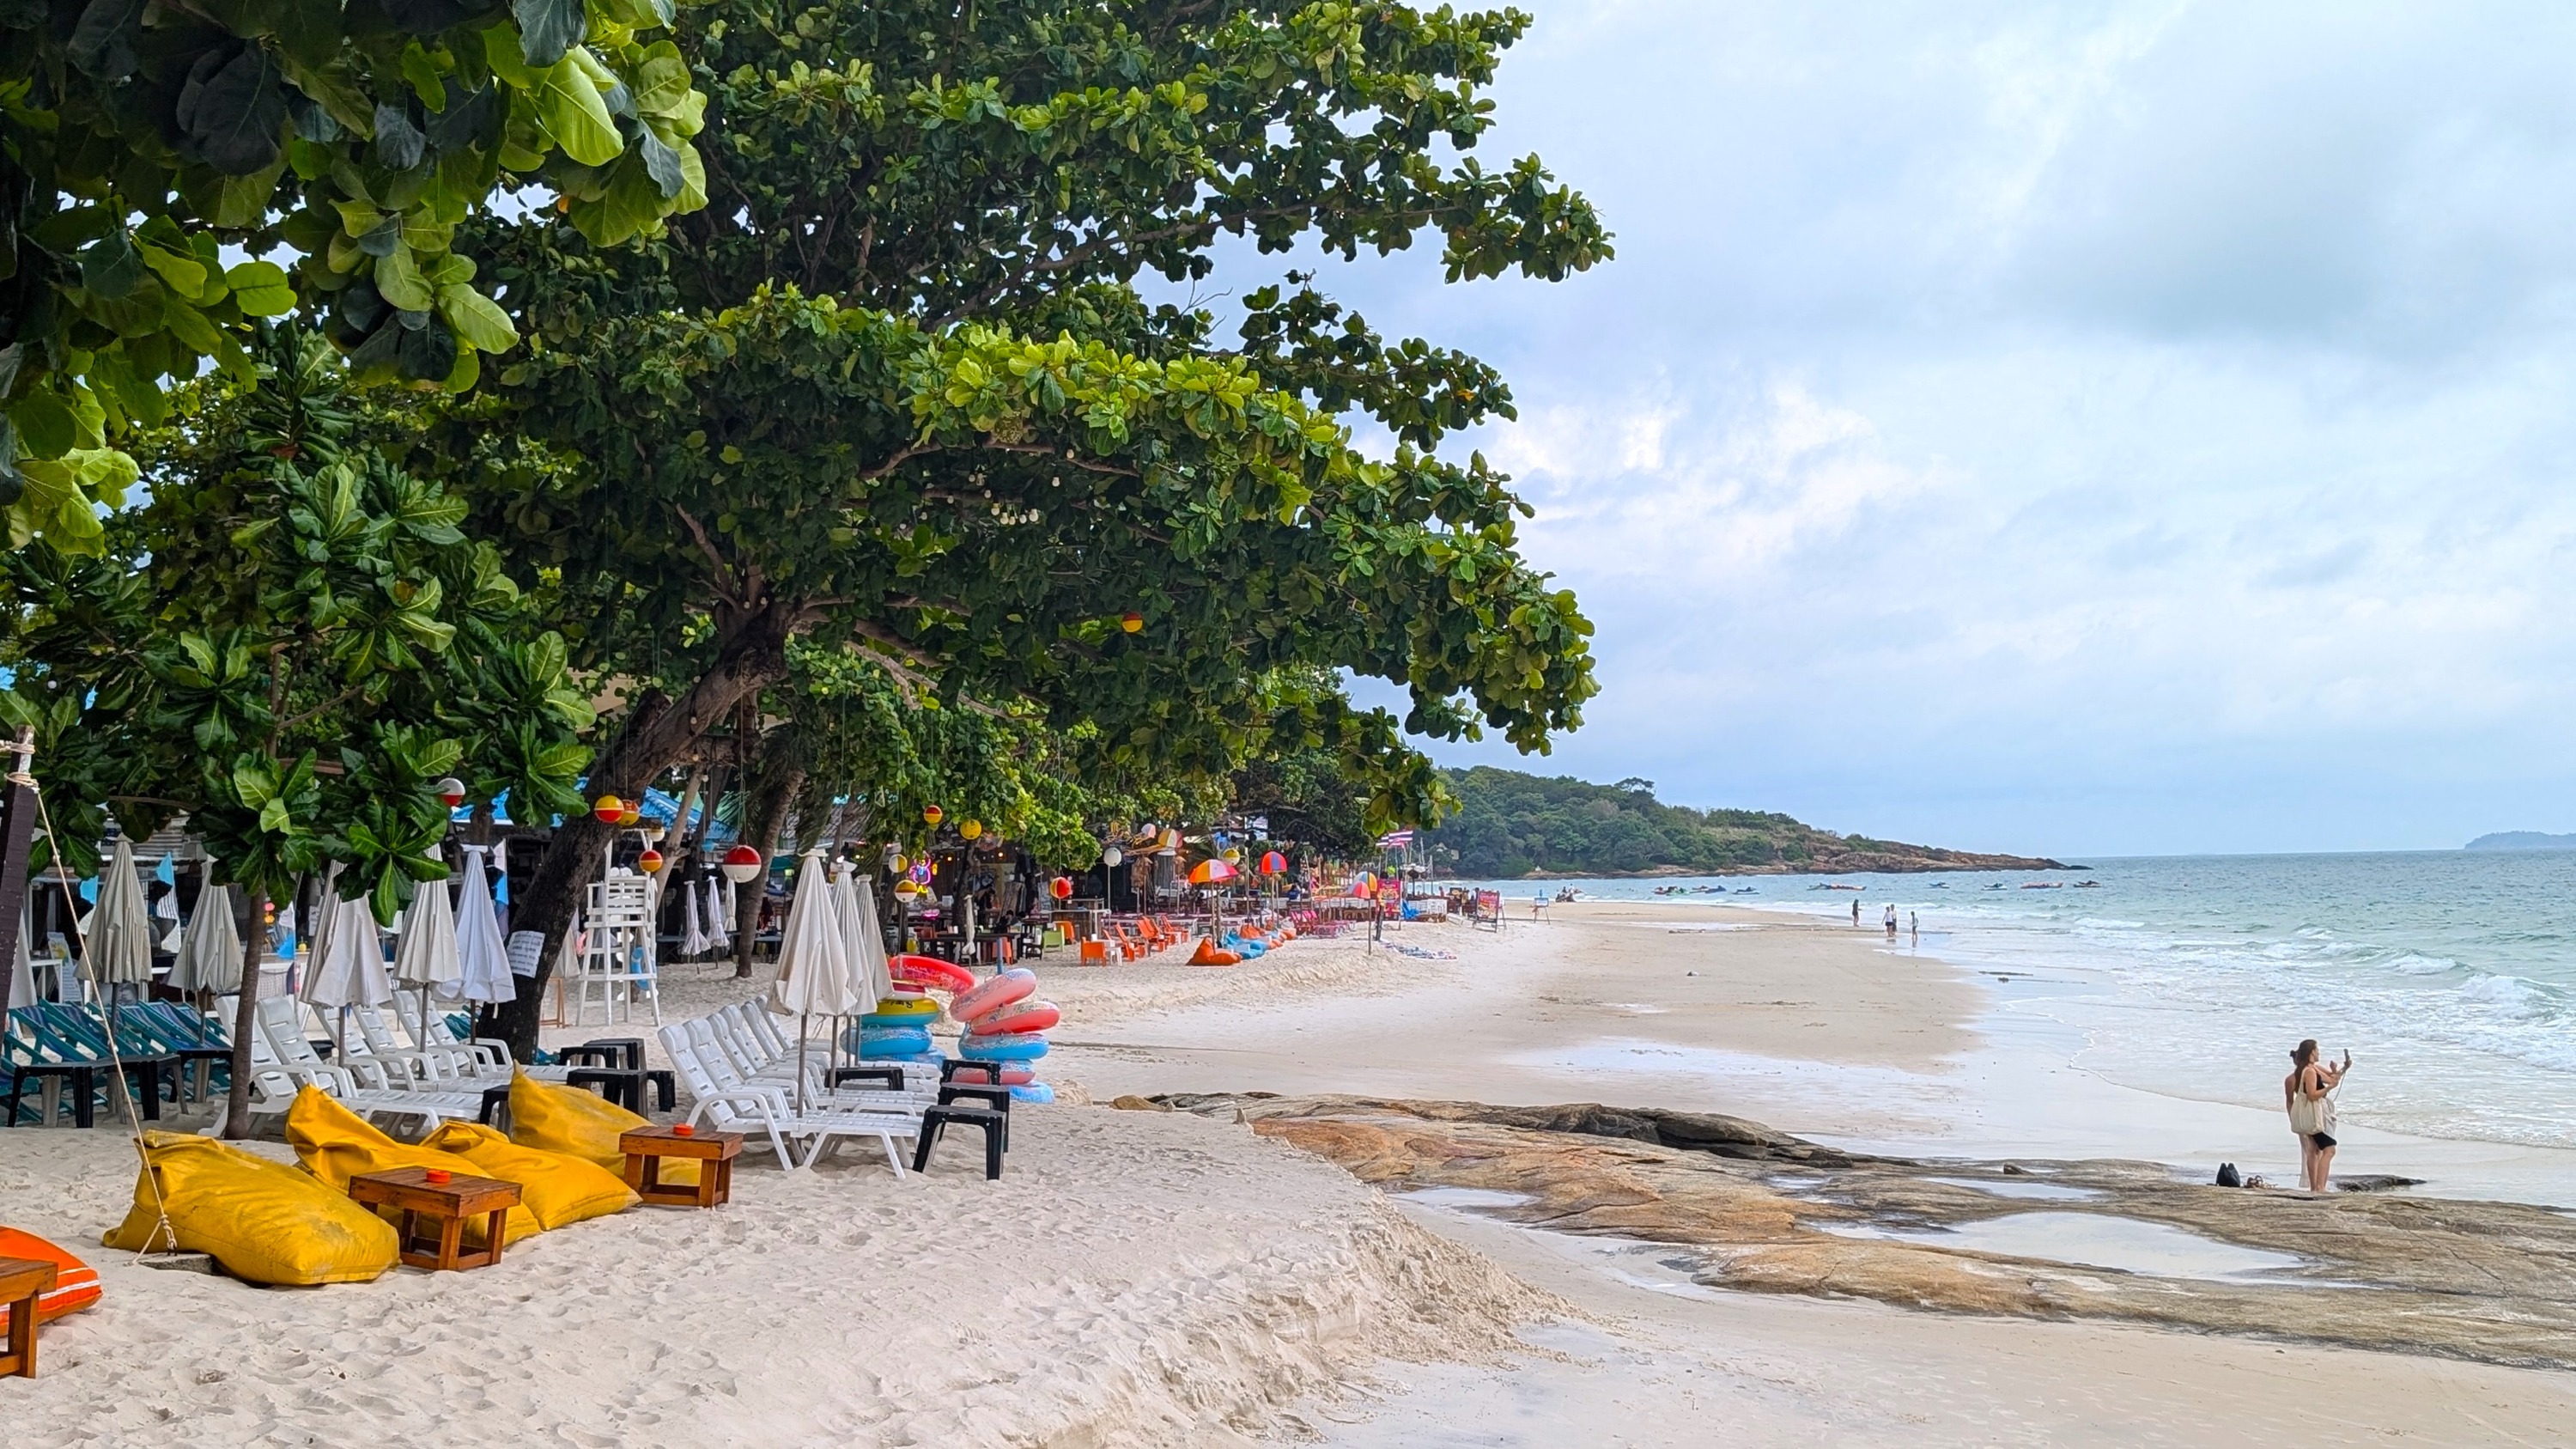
[660,1033,915,1173]
[252,996,483,1129]
[347,1004,480,1083]
[677,1018,923,1117]
[703,1005,936,1106]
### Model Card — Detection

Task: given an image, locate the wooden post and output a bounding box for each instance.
[0,728,39,1012]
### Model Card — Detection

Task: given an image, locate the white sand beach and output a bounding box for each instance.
[2,1097,1546,1446]
[8,902,2576,1446]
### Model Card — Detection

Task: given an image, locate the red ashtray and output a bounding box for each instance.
[672,1123,694,1137]
[423,1169,452,1184]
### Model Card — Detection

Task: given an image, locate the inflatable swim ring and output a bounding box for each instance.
[947,1063,1035,1087]
[852,1025,933,1058]
[889,953,975,995]
[1009,1083,1056,1105]
[858,996,941,1028]
[956,1031,1048,1062]
[965,998,1059,1036]
[953,967,1036,1021]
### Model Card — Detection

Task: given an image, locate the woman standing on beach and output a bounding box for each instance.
[2285,1039,2351,1191]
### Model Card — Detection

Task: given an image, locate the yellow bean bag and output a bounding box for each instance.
[286,1087,540,1246]
[510,1070,696,1185]
[102,1131,398,1286]
[420,1122,638,1230]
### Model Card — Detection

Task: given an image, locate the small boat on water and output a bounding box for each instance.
[2072,880,2102,889]
[2021,881,2062,889]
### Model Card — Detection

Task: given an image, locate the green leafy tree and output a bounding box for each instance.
[432,0,1607,1056]
[0,0,710,548]
[2,332,589,1135]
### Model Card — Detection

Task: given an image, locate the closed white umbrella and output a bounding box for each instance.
[88,837,155,990]
[392,876,460,1046]
[301,894,392,1008]
[169,883,245,995]
[705,875,731,955]
[841,870,893,1007]
[769,849,859,1115]
[453,845,515,1007]
[7,898,33,1010]
[301,892,392,1062]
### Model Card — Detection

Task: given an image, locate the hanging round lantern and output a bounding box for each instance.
[617,804,641,827]
[959,819,983,841]
[720,843,764,884]
[921,804,945,826]
[1101,846,1124,868]
[637,848,665,874]
[1223,847,1242,863]
[1260,850,1288,875]
[888,852,908,874]
[435,776,467,808]
[1120,612,1145,634]
[1049,876,1074,901]
[592,795,624,824]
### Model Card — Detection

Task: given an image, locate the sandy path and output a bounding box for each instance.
[1,1106,1545,1447]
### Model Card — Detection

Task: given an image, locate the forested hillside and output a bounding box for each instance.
[1421,769,2072,877]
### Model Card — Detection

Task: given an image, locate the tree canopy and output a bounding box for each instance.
[413,0,1607,1052]
[1,329,592,1130]
[0,0,710,550]
[2,0,1612,1068]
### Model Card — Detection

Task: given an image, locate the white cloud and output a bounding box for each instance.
[1296,1,2576,854]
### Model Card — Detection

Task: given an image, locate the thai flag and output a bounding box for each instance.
[1377,831,1414,849]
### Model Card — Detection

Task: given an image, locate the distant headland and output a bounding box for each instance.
[2464,831,2576,851]
[1419,767,2078,878]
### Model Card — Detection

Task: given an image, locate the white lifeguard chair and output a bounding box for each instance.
[569,874,661,1025]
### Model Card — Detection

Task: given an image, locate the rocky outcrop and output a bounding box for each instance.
[1160,1094,2576,1372]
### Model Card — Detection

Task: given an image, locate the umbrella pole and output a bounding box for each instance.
[795,1019,810,1117]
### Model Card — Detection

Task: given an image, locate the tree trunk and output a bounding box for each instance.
[664,764,702,851]
[732,763,801,977]
[491,601,804,1059]
[222,889,267,1140]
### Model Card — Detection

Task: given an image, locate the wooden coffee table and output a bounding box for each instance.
[0,1256,60,1378]
[348,1167,524,1271]
[619,1124,745,1208]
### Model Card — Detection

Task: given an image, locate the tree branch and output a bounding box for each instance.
[672,504,745,610]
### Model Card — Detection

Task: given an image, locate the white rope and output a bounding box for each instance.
[15,731,181,1257]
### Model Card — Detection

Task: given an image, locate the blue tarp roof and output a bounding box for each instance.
[450,785,707,833]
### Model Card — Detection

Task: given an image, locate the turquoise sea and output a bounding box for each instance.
[1453,850,2576,1154]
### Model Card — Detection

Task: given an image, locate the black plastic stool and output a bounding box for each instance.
[911,1105,1006,1180]
[829,1065,907,1092]
[935,1084,1011,1149]
[477,1084,512,1128]
[564,1067,641,1112]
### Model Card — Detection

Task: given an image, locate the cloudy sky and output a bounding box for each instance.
[1304,0,2576,857]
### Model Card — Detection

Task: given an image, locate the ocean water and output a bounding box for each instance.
[1452,851,2576,1154]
